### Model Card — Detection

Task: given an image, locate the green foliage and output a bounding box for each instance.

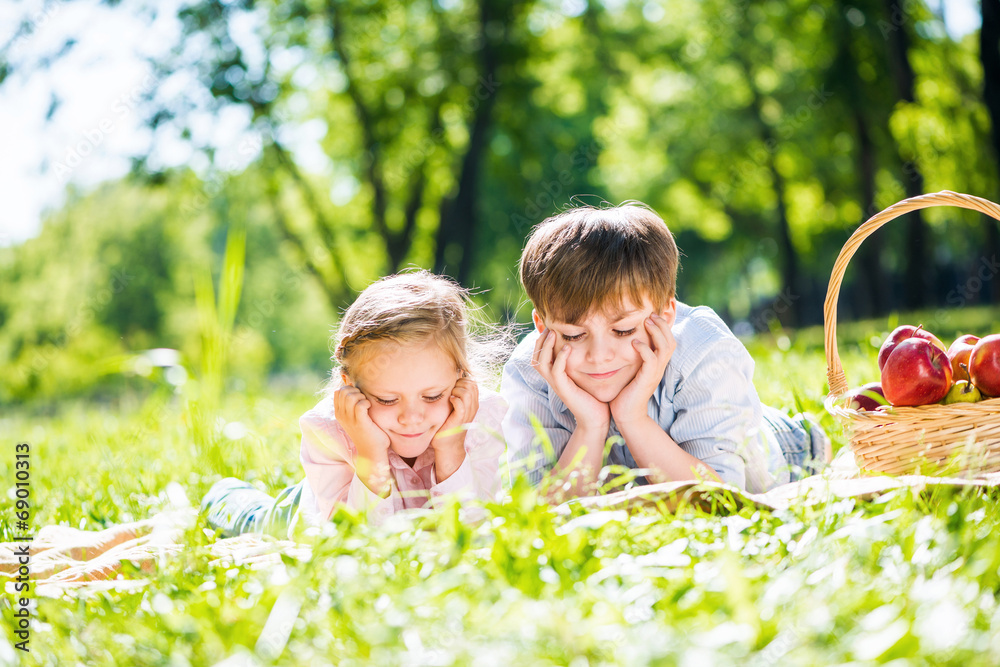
[2,0,999,406]
[0,170,338,406]
[0,181,179,403]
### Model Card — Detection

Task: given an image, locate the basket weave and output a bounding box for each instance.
[824,190,1000,476]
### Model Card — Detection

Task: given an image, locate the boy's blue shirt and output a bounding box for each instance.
[500,301,789,493]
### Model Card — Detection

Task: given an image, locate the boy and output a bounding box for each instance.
[500,203,828,497]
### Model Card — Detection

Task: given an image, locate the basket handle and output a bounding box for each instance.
[824,190,1000,397]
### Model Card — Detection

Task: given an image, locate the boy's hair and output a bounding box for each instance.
[327,270,508,393]
[519,202,679,324]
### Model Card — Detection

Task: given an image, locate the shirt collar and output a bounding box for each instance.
[386,447,435,471]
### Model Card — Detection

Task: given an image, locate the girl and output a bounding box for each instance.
[202,271,508,535]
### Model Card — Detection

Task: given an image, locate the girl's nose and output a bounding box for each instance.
[398,401,423,425]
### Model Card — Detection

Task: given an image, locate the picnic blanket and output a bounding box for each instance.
[6,452,1000,598]
[567,448,1000,513]
[0,508,312,598]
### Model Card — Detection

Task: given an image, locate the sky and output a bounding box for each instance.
[0,0,985,248]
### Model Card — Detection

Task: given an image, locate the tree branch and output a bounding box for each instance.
[266,140,349,291]
[264,176,346,307]
[326,0,390,244]
[390,104,442,271]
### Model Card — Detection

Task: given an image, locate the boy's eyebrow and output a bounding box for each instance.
[551,308,642,328]
[608,308,641,323]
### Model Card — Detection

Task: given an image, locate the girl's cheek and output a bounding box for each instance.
[366,404,392,426]
[438,394,459,422]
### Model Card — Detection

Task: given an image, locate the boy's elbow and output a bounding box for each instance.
[711,465,746,490]
[697,451,746,490]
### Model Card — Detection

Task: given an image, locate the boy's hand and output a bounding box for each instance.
[334,385,391,459]
[433,378,479,451]
[532,329,611,431]
[610,313,676,424]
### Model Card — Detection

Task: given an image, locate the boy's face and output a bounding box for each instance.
[532,295,677,403]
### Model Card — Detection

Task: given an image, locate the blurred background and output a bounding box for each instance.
[1,0,998,406]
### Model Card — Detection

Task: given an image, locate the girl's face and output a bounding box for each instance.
[347,340,461,460]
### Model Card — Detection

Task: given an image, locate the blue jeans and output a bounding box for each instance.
[762,406,830,482]
[201,477,306,538]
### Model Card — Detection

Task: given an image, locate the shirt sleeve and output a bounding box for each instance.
[668,335,764,490]
[500,336,574,487]
[428,390,508,507]
[299,401,397,522]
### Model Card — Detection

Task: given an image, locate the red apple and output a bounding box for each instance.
[881,338,953,406]
[947,334,980,381]
[969,334,1000,398]
[843,382,888,411]
[878,325,947,372]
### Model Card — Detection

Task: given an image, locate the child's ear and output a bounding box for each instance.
[661,298,678,326]
[531,309,546,333]
[340,372,352,387]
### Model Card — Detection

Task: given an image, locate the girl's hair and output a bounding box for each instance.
[325,270,509,394]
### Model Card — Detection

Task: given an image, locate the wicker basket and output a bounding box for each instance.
[824,190,1000,476]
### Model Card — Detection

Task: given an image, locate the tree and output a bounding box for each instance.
[153,0,536,304]
[883,0,933,310]
[826,0,892,318]
[981,0,1000,302]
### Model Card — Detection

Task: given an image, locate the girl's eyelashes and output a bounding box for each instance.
[371,394,445,405]
[559,332,584,342]
[614,328,637,337]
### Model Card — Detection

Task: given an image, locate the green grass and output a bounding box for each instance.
[4,309,1000,665]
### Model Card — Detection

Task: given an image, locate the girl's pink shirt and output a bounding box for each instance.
[298,388,507,524]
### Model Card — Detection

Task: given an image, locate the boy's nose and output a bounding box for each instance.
[585,337,615,364]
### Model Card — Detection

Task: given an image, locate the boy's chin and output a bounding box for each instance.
[588,388,624,403]
[578,381,630,404]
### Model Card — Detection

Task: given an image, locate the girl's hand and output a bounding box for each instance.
[431,378,478,482]
[532,329,611,431]
[433,378,479,451]
[610,312,676,424]
[334,385,390,458]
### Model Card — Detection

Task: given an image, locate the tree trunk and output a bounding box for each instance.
[884,0,932,311]
[854,108,887,316]
[734,49,802,327]
[981,0,1000,302]
[433,0,503,284]
[764,149,800,328]
[328,0,430,276]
